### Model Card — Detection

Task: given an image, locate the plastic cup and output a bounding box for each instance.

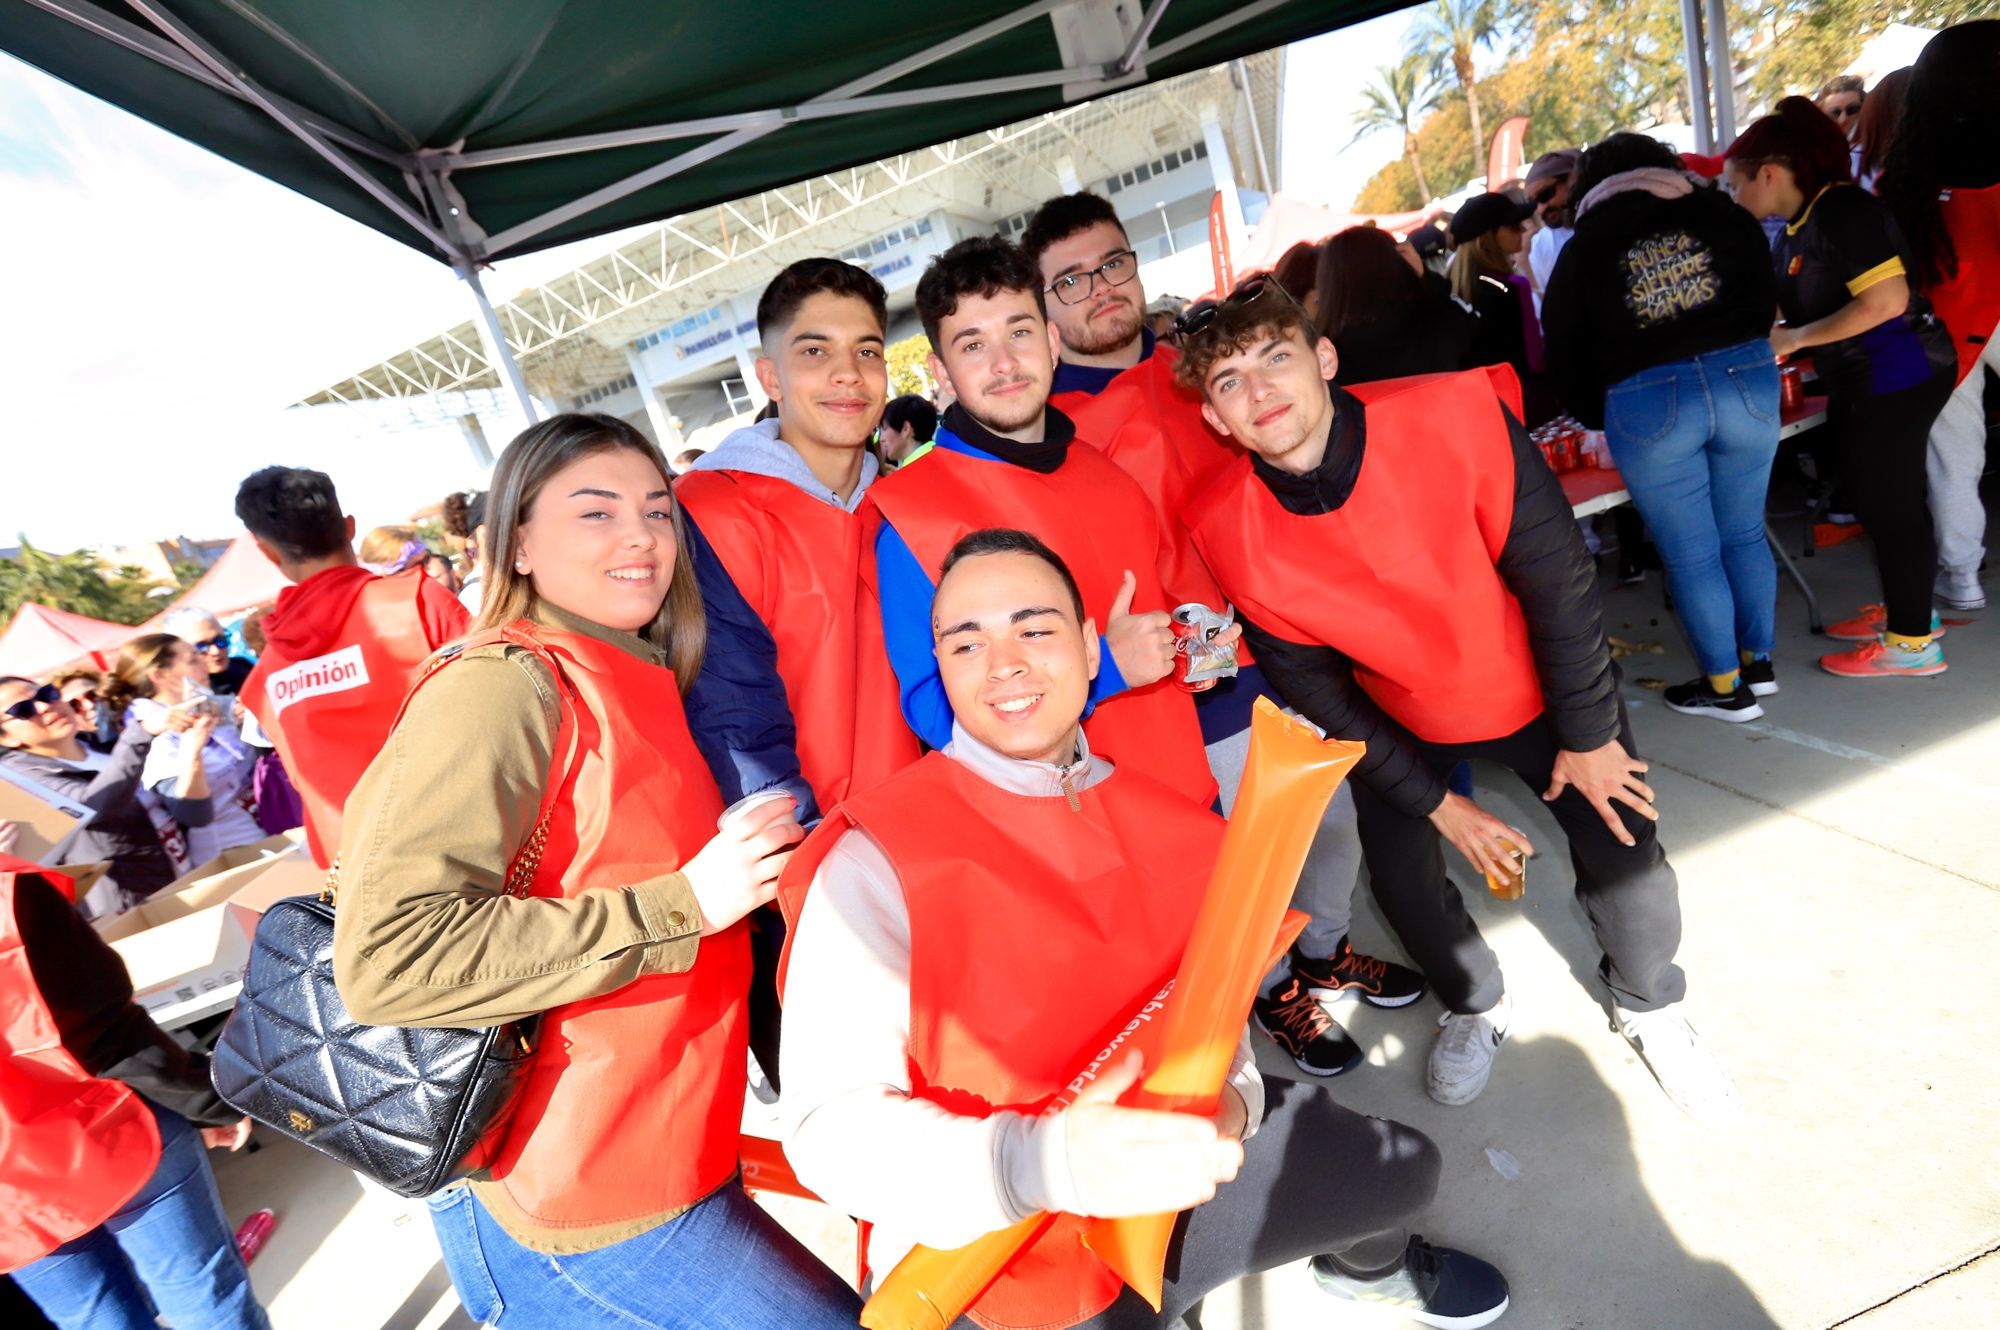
[716,788,796,833]
[1483,839,1526,900]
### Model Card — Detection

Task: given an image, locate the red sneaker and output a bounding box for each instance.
[1819,639,1947,678]
[1825,603,1945,642]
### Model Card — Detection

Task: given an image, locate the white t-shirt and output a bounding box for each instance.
[1529,224,1574,309]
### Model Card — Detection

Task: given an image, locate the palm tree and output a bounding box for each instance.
[1407,0,1503,159]
[1352,56,1441,205]
[0,537,160,625]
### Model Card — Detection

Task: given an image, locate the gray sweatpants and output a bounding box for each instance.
[1204,725,1365,998]
[1927,324,1999,582]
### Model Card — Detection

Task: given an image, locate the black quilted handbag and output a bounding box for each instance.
[210,890,541,1198]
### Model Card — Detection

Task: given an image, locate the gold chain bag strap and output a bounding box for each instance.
[214,633,579,1198]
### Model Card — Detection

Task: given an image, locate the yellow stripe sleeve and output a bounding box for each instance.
[1846,257,1906,296]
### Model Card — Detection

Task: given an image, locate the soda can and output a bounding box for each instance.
[1170,603,1239,693]
[235,1209,276,1264]
[1779,363,1804,412]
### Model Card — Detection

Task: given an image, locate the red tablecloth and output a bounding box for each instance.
[1560,465,1628,509]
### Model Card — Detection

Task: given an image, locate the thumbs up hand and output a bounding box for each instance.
[1103,570,1176,687]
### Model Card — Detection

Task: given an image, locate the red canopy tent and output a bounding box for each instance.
[1224,193,1448,289]
[0,604,141,680]
[140,535,288,627]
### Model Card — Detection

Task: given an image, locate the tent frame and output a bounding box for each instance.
[25,0,1308,421]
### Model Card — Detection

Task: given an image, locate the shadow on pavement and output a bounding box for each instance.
[1252,1036,1778,1330]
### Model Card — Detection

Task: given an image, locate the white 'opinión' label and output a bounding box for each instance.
[265,644,370,714]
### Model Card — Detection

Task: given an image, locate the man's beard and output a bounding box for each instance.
[968,378,1046,433]
[1063,299,1143,357]
[1542,202,1573,229]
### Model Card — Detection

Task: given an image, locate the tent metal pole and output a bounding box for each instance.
[1232,58,1274,196]
[480,0,1099,254]
[1703,0,1736,147]
[1115,0,1175,75]
[456,260,540,425]
[122,0,451,249]
[1147,0,1297,63]
[23,0,405,164]
[1678,0,1714,154]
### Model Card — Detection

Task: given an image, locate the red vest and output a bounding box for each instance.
[862,443,1216,806]
[1928,183,2000,385]
[780,753,1223,1330]
[1184,371,1545,743]
[241,567,468,867]
[675,469,918,807]
[1,859,161,1273]
[420,622,748,1232]
[1051,346,1241,612]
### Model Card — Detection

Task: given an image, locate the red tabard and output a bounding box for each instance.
[422,622,747,1233]
[674,469,918,807]
[778,753,1224,1330]
[1,859,161,1272]
[240,566,468,867]
[1183,370,1545,743]
[1928,184,2000,385]
[1050,346,1241,612]
[862,444,1216,806]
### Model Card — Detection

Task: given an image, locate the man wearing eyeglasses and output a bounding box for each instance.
[1524,149,1581,306]
[159,607,255,697]
[1020,192,1418,1080]
[1172,279,1740,1123]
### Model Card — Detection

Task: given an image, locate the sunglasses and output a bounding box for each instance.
[1045,249,1139,305]
[192,635,229,653]
[3,683,64,722]
[1172,274,1306,345]
[1531,178,1568,207]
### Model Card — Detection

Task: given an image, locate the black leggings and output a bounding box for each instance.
[951,1078,1440,1330]
[1831,373,1955,637]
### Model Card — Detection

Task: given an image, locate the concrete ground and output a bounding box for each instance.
[206,532,2000,1330]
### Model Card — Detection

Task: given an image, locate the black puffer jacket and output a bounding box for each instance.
[0,724,179,904]
[1238,384,1619,818]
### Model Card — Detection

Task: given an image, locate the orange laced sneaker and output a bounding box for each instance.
[1825,603,1945,642]
[1819,639,1947,678]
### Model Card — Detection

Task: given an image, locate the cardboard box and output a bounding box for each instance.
[101,831,316,1027]
[94,832,303,943]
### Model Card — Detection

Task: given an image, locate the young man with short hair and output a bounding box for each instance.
[676,258,919,814]
[234,466,469,867]
[1023,193,1415,1076]
[1174,283,1739,1120]
[780,528,1509,1330]
[861,236,1215,811]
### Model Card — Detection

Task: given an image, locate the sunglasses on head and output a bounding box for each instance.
[3,683,64,722]
[1172,274,1306,345]
[193,635,228,653]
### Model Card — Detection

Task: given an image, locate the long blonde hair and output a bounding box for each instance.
[1448,231,1517,304]
[473,413,707,690]
[102,633,185,717]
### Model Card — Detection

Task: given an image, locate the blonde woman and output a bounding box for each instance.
[334,414,859,1328]
[103,636,263,863]
[1448,192,1555,423]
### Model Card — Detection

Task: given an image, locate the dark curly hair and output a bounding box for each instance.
[1019,192,1126,270]
[234,466,347,562]
[914,236,1046,348]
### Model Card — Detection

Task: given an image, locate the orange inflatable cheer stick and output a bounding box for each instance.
[1084,700,1361,1306]
[860,699,1359,1329]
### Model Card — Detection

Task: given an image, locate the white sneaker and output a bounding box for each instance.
[1615,1004,1742,1121]
[1934,569,1986,612]
[1427,997,1510,1106]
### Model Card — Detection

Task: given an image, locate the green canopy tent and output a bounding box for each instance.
[3,0,1419,417]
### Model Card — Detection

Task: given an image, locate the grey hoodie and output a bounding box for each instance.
[688,418,880,512]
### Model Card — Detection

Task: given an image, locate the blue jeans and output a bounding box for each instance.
[428,1181,861,1329]
[13,1101,270,1330]
[1602,339,1782,677]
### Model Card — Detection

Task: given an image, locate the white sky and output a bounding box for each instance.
[0,11,1413,555]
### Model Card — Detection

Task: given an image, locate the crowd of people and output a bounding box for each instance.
[2,19,1994,1330]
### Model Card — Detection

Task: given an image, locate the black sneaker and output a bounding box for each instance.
[1739,658,1779,697]
[1663,677,1763,723]
[1252,977,1363,1077]
[1291,937,1426,1008]
[1312,1235,1511,1328]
